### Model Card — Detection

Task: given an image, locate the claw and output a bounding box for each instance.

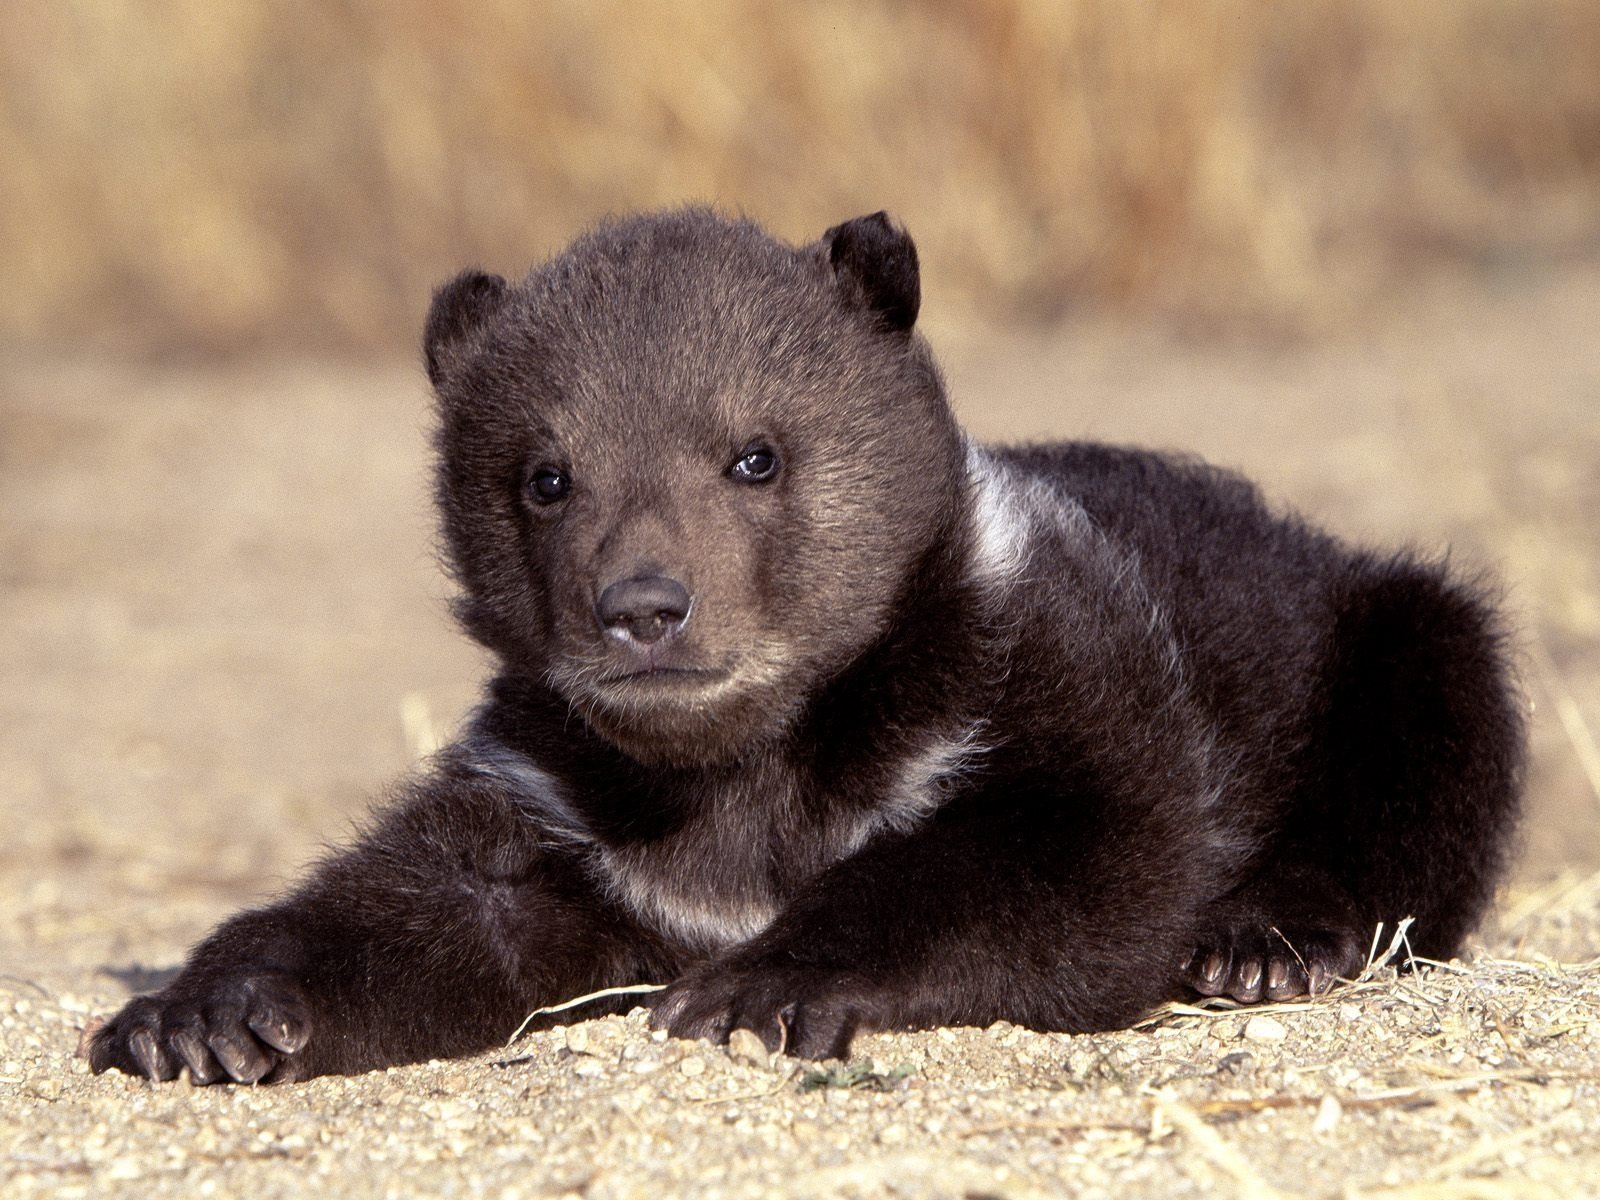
[1192,952,1228,995]
[128,1028,173,1081]
[248,1009,308,1055]
[171,1030,221,1085]
[1231,958,1264,1003]
[76,1016,108,1060]
[208,1031,272,1084]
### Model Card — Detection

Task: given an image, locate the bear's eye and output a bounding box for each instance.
[729,445,780,484]
[527,466,570,504]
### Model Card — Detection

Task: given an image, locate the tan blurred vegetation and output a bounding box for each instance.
[2,0,1599,354]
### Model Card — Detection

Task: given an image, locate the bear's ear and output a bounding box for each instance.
[424,269,509,387]
[823,212,920,334]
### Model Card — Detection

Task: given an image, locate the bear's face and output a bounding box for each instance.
[427,210,964,766]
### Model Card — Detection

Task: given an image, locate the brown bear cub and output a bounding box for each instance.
[90,209,1524,1083]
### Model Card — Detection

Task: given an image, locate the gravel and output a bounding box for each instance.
[3,943,1599,1198]
[6,261,1600,1198]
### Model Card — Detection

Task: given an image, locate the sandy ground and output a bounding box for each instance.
[3,260,1599,1197]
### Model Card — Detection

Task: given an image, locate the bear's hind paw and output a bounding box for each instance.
[1182,924,1365,1004]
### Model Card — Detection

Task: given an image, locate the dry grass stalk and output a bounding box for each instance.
[3,1,1598,352]
[504,982,667,1045]
[1529,638,1600,810]
[1153,1088,1290,1200]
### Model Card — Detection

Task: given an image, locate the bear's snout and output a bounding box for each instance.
[595,574,692,645]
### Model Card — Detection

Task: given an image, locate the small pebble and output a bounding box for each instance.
[1243,1016,1287,1042]
[726,1028,769,1068]
[564,1020,626,1058]
[27,1078,64,1100]
[1312,1093,1343,1135]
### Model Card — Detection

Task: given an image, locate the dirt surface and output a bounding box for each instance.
[3,261,1599,1197]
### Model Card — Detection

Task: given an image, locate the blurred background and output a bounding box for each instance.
[3,1,1599,975]
[5,0,1599,351]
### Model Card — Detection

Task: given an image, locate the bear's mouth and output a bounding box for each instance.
[560,640,801,765]
[598,666,731,688]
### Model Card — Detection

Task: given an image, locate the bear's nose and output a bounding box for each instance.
[595,575,692,644]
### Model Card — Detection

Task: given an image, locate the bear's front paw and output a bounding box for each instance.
[652,964,873,1061]
[86,972,313,1085]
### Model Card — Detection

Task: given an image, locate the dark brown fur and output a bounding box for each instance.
[89,209,1524,1082]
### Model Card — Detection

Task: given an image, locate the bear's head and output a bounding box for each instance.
[426,208,964,766]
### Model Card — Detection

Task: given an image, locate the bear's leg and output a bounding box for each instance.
[1183,555,1525,1003]
[88,774,672,1082]
[654,774,1241,1058]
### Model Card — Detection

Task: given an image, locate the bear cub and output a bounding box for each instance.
[90,208,1524,1083]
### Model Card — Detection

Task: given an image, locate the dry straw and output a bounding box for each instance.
[3,0,1598,353]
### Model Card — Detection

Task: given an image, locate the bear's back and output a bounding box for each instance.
[992,441,1345,783]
